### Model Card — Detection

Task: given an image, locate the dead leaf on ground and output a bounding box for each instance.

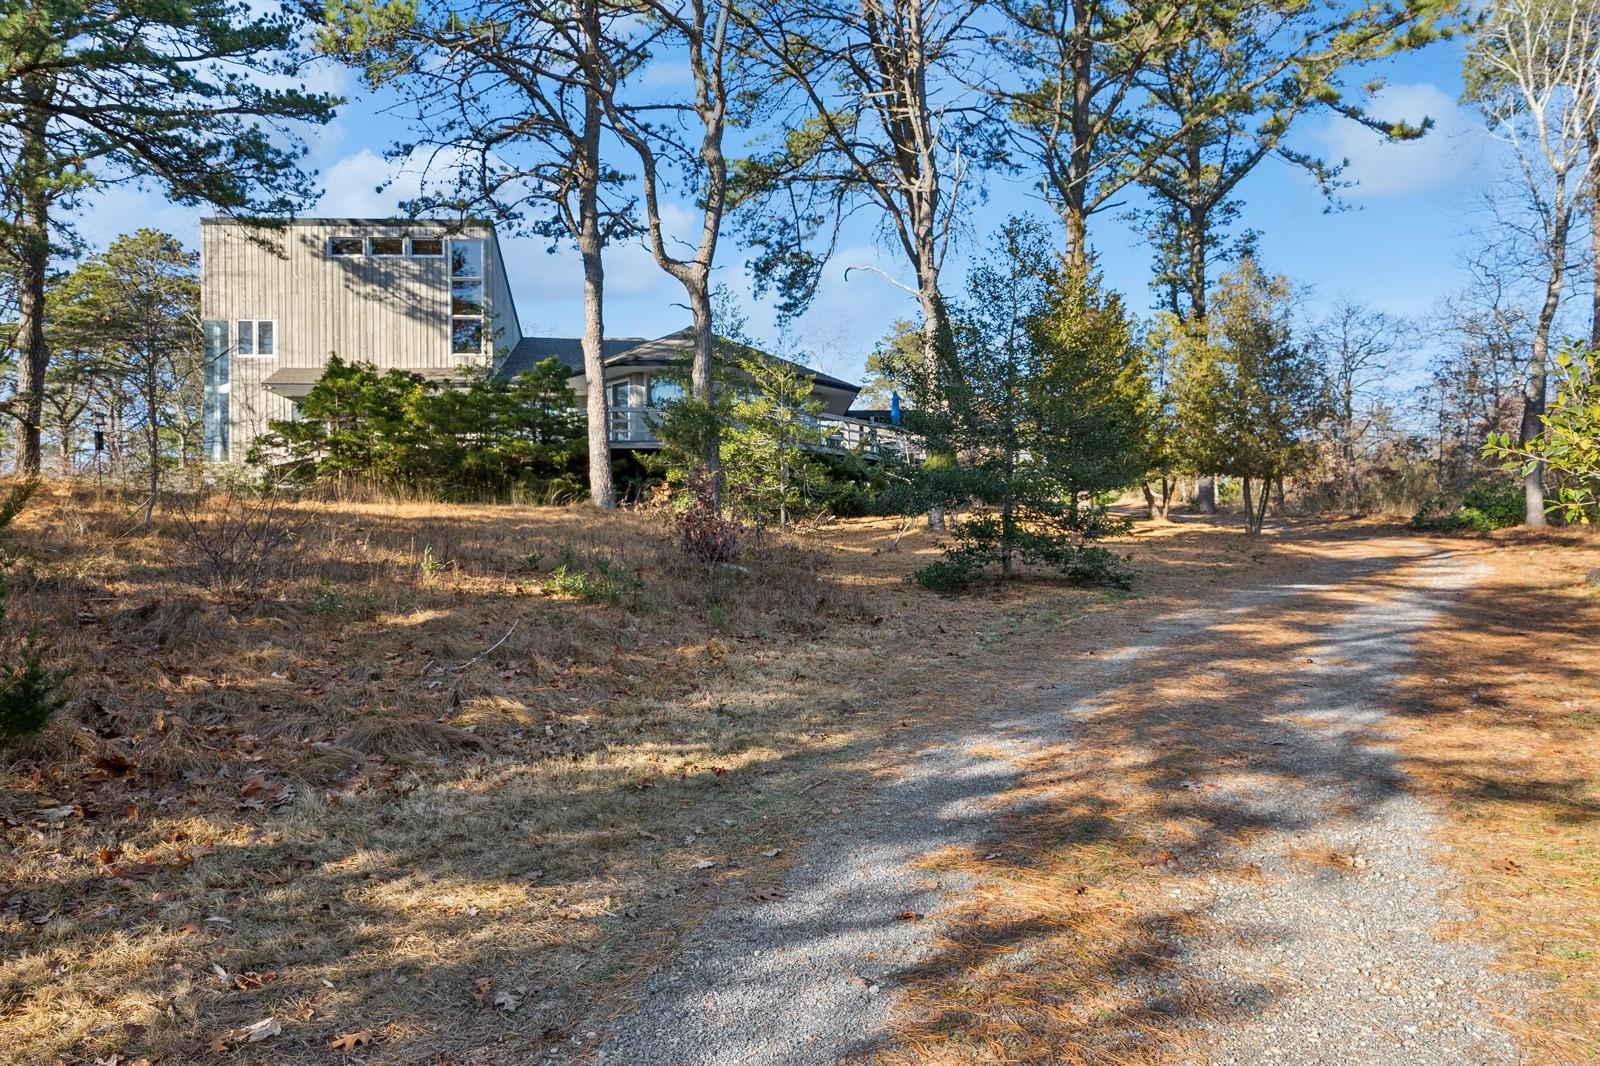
[749,888,787,902]
[894,910,923,922]
[328,1031,373,1051]
[471,975,496,1007]
[1492,857,1523,874]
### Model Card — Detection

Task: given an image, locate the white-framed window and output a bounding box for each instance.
[449,239,486,356]
[369,236,405,256]
[329,236,364,256]
[408,236,444,257]
[235,319,276,358]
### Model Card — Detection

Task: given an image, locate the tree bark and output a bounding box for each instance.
[686,272,720,490]
[1193,475,1216,513]
[1590,125,1600,350]
[13,90,51,477]
[1523,209,1568,528]
[577,83,616,510]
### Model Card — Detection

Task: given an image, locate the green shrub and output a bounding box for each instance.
[543,556,646,607]
[1410,482,1523,533]
[913,552,986,593]
[0,481,72,747]
[0,631,73,747]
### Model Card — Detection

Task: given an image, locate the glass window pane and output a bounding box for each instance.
[409,237,443,257]
[451,317,483,355]
[236,320,253,356]
[648,377,683,407]
[370,236,405,256]
[203,320,230,461]
[257,321,274,356]
[451,280,484,315]
[450,240,483,278]
[330,236,364,256]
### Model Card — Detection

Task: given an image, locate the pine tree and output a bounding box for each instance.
[721,348,829,529]
[895,218,1143,589]
[0,0,337,474]
[1174,260,1327,535]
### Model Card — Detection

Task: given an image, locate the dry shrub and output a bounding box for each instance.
[169,483,303,603]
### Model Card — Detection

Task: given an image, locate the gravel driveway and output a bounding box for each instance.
[585,538,1522,1065]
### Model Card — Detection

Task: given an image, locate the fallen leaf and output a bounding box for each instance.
[760,848,781,858]
[894,910,923,922]
[471,975,496,1007]
[749,888,787,902]
[245,1017,281,1043]
[493,989,523,1012]
[691,859,717,870]
[327,1031,372,1051]
[1492,857,1523,875]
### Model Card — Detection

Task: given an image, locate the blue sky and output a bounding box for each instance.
[82,31,1497,392]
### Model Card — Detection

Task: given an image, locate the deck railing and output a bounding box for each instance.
[604,406,916,459]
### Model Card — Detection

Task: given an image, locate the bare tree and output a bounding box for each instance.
[321,0,640,509]
[1314,301,1413,510]
[599,0,744,498]
[1467,0,1600,525]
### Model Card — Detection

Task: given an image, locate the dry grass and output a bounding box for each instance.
[1390,528,1600,1062]
[1,482,1207,1065]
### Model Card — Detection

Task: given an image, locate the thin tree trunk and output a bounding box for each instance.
[918,282,949,531]
[1241,476,1254,534]
[1523,212,1568,528]
[142,374,160,528]
[686,273,720,491]
[577,84,616,510]
[1590,125,1600,349]
[1061,0,1092,271]
[1273,475,1286,514]
[13,91,51,477]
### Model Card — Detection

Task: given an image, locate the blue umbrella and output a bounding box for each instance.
[890,391,902,426]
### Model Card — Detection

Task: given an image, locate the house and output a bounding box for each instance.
[199,217,898,462]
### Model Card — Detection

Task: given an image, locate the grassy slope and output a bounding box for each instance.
[0,485,1194,1064]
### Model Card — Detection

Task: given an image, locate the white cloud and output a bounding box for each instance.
[1315,82,1488,198]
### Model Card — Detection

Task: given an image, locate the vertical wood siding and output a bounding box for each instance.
[201,219,521,458]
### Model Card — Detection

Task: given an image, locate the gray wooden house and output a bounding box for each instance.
[200,217,893,462]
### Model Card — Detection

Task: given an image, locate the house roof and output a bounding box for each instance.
[261,365,477,400]
[501,336,653,377]
[502,328,860,395]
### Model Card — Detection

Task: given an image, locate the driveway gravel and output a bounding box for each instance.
[586,539,1523,1065]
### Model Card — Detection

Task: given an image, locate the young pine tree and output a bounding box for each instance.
[1174,260,1326,534]
[897,218,1146,590]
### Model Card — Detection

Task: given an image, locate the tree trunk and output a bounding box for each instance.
[917,279,949,531]
[686,272,720,493]
[1523,212,1568,528]
[1241,476,1254,534]
[1273,475,1286,515]
[1590,125,1600,349]
[1061,0,1092,271]
[142,374,160,528]
[577,86,616,510]
[1000,496,1014,578]
[1193,475,1216,513]
[13,92,51,477]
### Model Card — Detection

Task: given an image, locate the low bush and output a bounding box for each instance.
[913,551,987,593]
[0,481,72,746]
[672,472,745,564]
[543,555,646,608]
[1410,482,1524,533]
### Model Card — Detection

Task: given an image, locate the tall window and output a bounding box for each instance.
[235,320,275,357]
[202,320,230,461]
[449,239,485,356]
